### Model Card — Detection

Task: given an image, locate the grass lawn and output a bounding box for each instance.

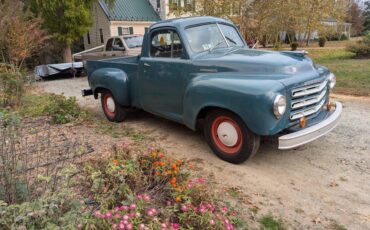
[308,49,370,96]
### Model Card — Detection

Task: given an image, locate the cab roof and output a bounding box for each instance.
[150,16,233,30]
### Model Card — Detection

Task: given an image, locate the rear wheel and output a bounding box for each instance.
[204,110,260,164]
[101,90,127,122]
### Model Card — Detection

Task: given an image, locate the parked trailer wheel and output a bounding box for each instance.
[204,110,260,164]
[101,90,127,122]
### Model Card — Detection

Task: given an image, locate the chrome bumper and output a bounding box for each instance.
[279,102,342,150]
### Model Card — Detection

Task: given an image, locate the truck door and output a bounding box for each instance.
[139,28,189,122]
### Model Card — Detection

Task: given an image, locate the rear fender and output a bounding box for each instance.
[89,68,129,106]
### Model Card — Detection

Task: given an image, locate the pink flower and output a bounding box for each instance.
[129,212,135,218]
[112,223,118,229]
[199,204,207,213]
[119,205,129,211]
[126,223,133,230]
[123,220,128,225]
[198,178,206,184]
[180,204,188,212]
[123,215,129,220]
[94,210,103,218]
[137,194,143,200]
[147,208,157,217]
[166,200,172,206]
[226,224,234,230]
[143,194,151,202]
[130,204,137,210]
[161,223,167,228]
[79,200,84,204]
[105,212,113,219]
[119,223,125,230]
[224,218,230,224]
[114,207,120,212]
[172,223,180,229]
[210,219,215,225]
[222,207,229,214]
[115,213,121,219]
[139,224,146,230]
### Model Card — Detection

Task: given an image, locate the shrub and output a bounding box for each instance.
[83,145,243,229]
[43,94,82,124]
[274,42,282,51]
[290,42,299,51]
[0,71,24,107]
[318,37,327,47]
[346,33,370,57]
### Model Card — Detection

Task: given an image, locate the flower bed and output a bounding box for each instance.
[83,145,242,229]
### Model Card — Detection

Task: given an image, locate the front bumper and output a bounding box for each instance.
[278,102,342,150]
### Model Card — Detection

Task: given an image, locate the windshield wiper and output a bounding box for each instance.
[209,41,225,52]
[225,36,237,45]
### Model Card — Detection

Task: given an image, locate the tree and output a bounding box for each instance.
[364,1,370,32]
[346,1,364,36]
[0,0,47,70]
[25,0,114,63]
[240,0,348,46]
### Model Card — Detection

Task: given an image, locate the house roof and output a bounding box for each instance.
[99,0,160,22]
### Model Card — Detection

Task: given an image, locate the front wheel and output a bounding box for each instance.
[101,90,127,122]
[204,110,260,164]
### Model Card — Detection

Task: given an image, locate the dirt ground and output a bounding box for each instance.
[38,77,370,230]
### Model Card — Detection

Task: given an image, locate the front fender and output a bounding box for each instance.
[89,68,129,106]
[183,74,289,136]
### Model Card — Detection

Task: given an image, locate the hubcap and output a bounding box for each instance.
[217,122,239,147]
[106,97,115,113]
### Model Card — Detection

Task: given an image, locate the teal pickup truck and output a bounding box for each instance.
[83,16,342,164]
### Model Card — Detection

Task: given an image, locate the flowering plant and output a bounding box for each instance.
[86,144,242,229]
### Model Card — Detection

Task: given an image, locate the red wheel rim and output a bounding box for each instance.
[103,93,116,118]
[211,116,243,155]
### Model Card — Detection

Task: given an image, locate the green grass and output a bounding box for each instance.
[308,49,370,96]
[259,215,286,230]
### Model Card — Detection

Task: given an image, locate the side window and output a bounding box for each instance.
[150,30,183,58]
[113,38,125,51]
[106,38,114,51]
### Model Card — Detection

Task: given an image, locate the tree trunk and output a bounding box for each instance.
[62,43,72,63]
[306,30,311,46]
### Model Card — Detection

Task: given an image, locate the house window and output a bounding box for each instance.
[99,29,104,43]
[157,0,160,8]
[87,32,91,44]
[123,27,130,34]
[118,27,133,35]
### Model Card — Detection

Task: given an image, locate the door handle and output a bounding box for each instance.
[144,63,151,67]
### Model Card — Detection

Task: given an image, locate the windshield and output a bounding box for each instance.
[123,36,144,49]
[185,23,244,53]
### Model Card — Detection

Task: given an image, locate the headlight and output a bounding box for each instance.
[273,95,287,119]
[328,72,336,89]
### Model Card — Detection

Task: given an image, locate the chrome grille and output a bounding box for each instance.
[290,80,328,121]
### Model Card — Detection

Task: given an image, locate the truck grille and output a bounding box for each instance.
[290,80,328,121]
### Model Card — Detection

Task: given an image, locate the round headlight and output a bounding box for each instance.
[273,95,287,119]
[329,72,336,89]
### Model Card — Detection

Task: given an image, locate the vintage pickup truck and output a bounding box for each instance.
[83,16,342,164]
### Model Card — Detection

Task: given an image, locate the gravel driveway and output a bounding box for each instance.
[38,77,370,229]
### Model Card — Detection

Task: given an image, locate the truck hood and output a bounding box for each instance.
[194,47,327,87]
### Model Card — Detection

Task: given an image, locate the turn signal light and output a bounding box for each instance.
[300,117,307,128]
